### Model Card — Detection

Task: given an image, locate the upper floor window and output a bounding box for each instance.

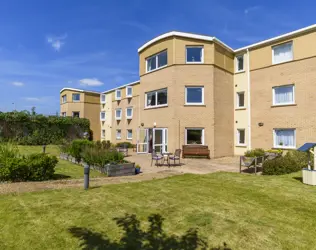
[126,107,133,119]
[236,55,244,72]
[115,89,122,100]
[145,88,168,108]
[272,42,293,64]
[186,46,203,63]
[146,50,167,72]
[72,111,80,118]
[236,92,245,108]
[185,86,204,105]
[115,108,122,120]
[273,129,296,149]
[100,94,106,104]
[62,95,67,103]
[72,93,80,102]
[126,86,133,97]
[273,85,295,106]
[100,112,106,121]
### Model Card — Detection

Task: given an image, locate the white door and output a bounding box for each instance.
[153,128,168,153]
[137,128,148,153]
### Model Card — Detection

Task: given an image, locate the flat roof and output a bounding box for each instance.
[60,88,100,95]
[102,80,140,94]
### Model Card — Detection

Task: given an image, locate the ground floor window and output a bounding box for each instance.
[127,129,133,140]
[185,128,204,145]
[72,112,80,118]
[237,129,246,145]
[116,129,121,140]
[273,129,296,148]
[101,129,106,138]
[61,112,66,117]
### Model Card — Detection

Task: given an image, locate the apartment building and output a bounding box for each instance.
[61,24,316,157]
[60,88,101,140]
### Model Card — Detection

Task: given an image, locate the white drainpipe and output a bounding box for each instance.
[247,49,251,150]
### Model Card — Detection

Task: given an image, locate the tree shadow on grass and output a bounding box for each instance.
[68,213,231,250]
[293,176,303,183]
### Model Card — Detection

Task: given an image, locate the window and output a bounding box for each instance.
[237,129,246,145]
[185,87,204,105]
[127,129,133,140]
[273,85,295,106]
[100,112,106,121]
[126,86,133,97]
[72,93,80,102]
[236,92,245,108]
[61,112,66,117]
[146,50,167,72]
[273,129,296,149]
[116,129,122,140]
[72,112,80,118]
[145,88,168,108]
[185,128,204,145]
[115,108,122,120]
[62,95,67,103]
[115,89,122,100]
[272,42,293,64]
[186,46,203,63]
[100,94,106,104]
[101,129,106,138]
[126,107,133,119]
[236,55,244,72]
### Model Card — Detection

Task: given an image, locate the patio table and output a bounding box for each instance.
[162,152,172,166]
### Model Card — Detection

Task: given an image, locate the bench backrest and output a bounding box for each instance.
[183,145,209,153]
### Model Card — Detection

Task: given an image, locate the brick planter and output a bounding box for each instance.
[106,163,135,177]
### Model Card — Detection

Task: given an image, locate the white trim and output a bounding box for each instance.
[100,111,106,121]
[247,49,252,150]
[145,88,168,108]
[115,108,122,120]
[60,88,100,95]
[236,91,245,108]
[146,50,167,73]
[185,128,205,145]
[100,94,106,104]
[72,93,80,102]
[126,107,133,119]
[153,128,168,153]
[185,46,204,64]
[235,54,245,72]
[115,89,122,100]
[102,80,140,94]
[126,129,133,140]
[185,86,204,105]
[126,86,133,98]
[116,129,122,140]
[273,128,296,149]
[101,129,106,138]
[236,129,246,146]
[272,84,295,106]
[272,41,293,65]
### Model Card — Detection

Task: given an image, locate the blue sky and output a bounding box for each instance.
[0,0,314,114]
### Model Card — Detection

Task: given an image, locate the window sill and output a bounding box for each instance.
[185,61,204,64]
[144,105,168,110]
[235,107,246,111]
[235,144,247,148]
[184,104,206,107]
[115,118,122,121]
[272,59,293,65]
[235,70,245,74]
[126,96,133,98]
[126,138,132,140]
[73,100,80,102]
[271,103,296,108]
[116,138,122,140]
[272,146,296,150]
[146,65,168,74]
[126,117,133,120]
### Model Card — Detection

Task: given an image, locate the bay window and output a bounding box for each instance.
[146,50,167,72]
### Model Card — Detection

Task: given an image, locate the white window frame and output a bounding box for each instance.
[126,86,133,98]
[115,89,122,100]
[273,129,296,149]
[272,84,295,106]
[185,86,204,105]
[127,129,133,140]
[72,93,80,102]
[236,91,245,109]
[185,128,205,145]
[126,107,133,119]
[236,129,246,146]
[272,42,293,65]
[101,129,106,138]
[62,95,67,104]
[236,55,244,72]
[115,108,122,120]
[145,88,168,109]
[100,111,106,121]
[185,46,204,64]
[146,50,168,73]
[116,129,122,140]
[72,111,80,118]
[100,94,106,104]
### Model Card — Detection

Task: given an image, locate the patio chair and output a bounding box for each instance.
[240,156,258,174]
[169,149,181,166]
[151,150,163,166]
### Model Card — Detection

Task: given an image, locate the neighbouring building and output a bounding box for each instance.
[60,24,316,157]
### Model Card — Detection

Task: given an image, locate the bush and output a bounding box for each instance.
[81,146,124,167]
[266,149,283,155]
[68,139,94,162]
[0,143,19,165]
[116,142,134,148]
[244,148,265,157]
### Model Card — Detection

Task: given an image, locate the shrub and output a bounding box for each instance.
[266,149,283,155]
[68,139,94,162]
[116,142,134,148]
[102,140,112,149]
[285,150,310,169]
[244,148,265,157]
[0,143,19,165]
[81,147,124,167]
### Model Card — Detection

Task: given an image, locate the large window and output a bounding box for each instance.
[273,85,295,106]
[186,46,203,63]
[127,129,133,140]
[72,93,80,102]
[236,92,245,108]
[237,129,246,145]
[272,42,293,64]
[185,128,204,145]
[62,95,67,103]
[146,50,167,72]
[116,129,122,140]
[115,89,122,100]
[185,87,204,105]
[273,129,296,149]
[145,88,168,108]
[100,94,106,104]
[115,109,122,120]
[100,112,106,121]
[126,107,133,119]
[72,112,80,118]
[236,55,244,72]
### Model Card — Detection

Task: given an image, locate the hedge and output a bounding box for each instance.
[0,111,90,145]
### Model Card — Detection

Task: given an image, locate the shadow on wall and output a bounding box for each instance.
[68,213,231,250]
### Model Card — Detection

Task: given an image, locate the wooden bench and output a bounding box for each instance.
[182,145,210,159]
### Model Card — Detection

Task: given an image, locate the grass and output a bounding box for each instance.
[17,145,105,179]
[1,171,316,249]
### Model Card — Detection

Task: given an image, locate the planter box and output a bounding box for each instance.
[106,163,135,177]
[302,169,316,186]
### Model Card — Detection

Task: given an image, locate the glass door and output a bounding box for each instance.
[137,128,148,153]
[153,128,168,153]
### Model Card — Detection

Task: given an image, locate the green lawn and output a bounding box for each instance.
[17,145,105,179]
[1,171,316,249]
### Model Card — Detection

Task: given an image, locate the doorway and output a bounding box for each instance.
[137,128,168,154]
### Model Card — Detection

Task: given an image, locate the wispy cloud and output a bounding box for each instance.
[120,21,152,33]
[11,81,24,87]
[244,6,261,15]
[47,34,67,52]
[23,96,54,102]
[79,78,104,86]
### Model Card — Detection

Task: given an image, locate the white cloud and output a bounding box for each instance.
[79,78,104,86]
[244,6,261,15]
[47,34,67,52]
[24,97,41,102]
[11,81,24,87]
